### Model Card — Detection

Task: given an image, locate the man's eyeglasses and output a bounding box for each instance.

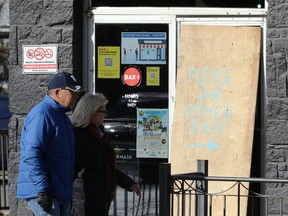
[61,87,74,91]
[58,87,78,95]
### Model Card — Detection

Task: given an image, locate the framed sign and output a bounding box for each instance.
[22,45,58,74]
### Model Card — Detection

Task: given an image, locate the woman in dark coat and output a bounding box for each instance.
[70,93,141,216]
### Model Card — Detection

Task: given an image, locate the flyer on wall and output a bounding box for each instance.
[136,108,169,158]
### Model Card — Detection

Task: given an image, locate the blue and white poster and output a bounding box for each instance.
[136,108,169,158]
[121,32,167,65]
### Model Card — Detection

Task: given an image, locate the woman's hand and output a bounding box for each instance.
[130,184,141,196]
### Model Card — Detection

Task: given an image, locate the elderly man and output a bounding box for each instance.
[17,72,83,216]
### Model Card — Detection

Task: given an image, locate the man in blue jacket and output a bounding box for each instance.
[17,72,83,216]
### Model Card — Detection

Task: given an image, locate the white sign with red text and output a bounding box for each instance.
[23,45,58,74]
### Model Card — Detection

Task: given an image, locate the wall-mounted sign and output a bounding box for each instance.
[136,108,169,158]
[121,32,166,65]
[22,45,58,74]
[122,67,142,87]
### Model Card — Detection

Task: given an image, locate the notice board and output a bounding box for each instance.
[170,25,261,215]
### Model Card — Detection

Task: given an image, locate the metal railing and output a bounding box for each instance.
[159,162,288,216]
[110,160,160,215]
[0,131,9,209]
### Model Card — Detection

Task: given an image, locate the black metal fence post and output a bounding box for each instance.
[159,163,171,216]
[196,160,208,216]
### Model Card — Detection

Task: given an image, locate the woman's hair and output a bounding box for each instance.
[70,93,108,128]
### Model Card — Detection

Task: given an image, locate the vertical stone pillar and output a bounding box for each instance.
[8,0,83,214]
[266,0,288,214]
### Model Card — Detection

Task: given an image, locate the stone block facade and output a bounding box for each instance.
[8,0,288,215]
[266,0,288,214]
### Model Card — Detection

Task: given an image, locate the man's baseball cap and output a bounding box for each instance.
[48,72,83,92]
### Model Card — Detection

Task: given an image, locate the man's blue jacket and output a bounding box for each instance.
[17,95,75,201]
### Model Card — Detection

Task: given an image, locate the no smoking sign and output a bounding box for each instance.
[23,45,58,74]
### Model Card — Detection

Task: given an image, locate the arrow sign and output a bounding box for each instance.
[183,140,220,152]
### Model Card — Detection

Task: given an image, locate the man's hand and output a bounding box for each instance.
[37,190,52,212]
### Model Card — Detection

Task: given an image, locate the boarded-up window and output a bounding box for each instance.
[170,25,261,214]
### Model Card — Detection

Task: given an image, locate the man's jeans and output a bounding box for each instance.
[27,198,71,216]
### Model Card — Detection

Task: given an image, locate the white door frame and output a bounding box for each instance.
[84,7,267,155]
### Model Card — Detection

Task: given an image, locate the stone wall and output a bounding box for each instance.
[8,0,288,215]
[8,0,83,215]
[266,0,288,214]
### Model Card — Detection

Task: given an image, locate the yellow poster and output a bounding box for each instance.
[98,46,120,78]
[146,67,160,86]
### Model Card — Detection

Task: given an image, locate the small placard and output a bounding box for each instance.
[22,45,58,74]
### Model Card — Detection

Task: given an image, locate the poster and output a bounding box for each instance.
[146,67,160,86]
[98,46,120,78]
[136,108,168,158]
[121,32,166,65]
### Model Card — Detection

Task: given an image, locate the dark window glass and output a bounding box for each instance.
[94,24,169,119]
[95,24,169,179]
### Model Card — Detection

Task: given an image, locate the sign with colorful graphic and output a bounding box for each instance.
[23,45,58,74]
[98,46,120,78]
[121,32,166,65]
[136,108,169,158]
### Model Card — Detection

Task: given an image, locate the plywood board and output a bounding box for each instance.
[170,25,261,215]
